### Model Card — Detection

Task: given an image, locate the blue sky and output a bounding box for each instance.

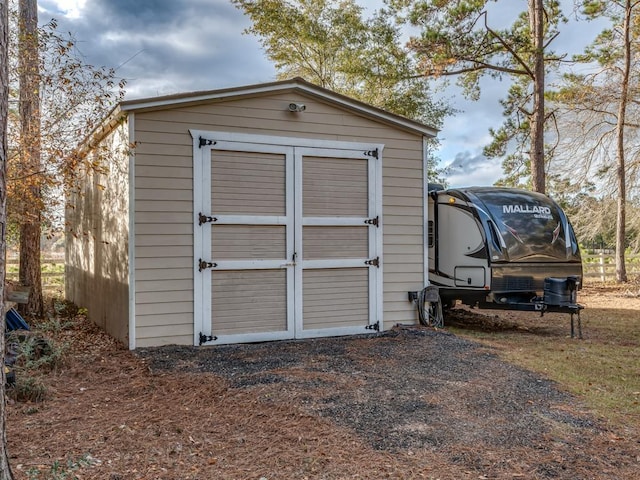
[38,0,603,188]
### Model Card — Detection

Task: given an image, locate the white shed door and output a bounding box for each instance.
[295,148,378,338]
[194,134,381,345]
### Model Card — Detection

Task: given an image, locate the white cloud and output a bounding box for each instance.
[46,0,86,19]
[445,153,503,188]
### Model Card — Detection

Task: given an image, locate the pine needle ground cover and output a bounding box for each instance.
[7,286,640,479]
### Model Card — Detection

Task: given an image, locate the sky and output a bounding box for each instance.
[37,0,604,188]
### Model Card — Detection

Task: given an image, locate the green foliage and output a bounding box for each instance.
[235,0,364,86]
[390,0,565,88]
[37,315,75,334]
[233,0,452,179]
[6,327,68,403]
[26,456,91,480]
[11,332,67,372]
[390,0,567,190]
[581,0,607,17]
[233,0,450,126]
[51,298,86,318]
[484,78,535,187]
[10,375,47,403]
[572,0,633,68]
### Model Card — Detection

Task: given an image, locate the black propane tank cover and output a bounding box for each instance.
[543,277,572,306]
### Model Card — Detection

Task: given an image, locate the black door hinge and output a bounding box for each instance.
[364,148,379,159]
[365,257,380,267]
[365,321,380,332]
[198,259,217,271]
[199,332,217,345]
[364,216,379,227]
[198,212,217,225]
[199,137,217,148]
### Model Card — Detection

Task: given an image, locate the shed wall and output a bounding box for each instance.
[66,121,130,344]
[133,92,425,347]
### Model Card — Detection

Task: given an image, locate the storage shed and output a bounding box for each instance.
[66,77,437,349]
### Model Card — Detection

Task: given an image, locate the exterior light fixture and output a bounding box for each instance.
[288,103,306,112]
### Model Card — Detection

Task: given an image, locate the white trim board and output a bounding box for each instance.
[423,136,430,288]
[128,113,137,350]
[190,129,383,153]
[192,131,207,347]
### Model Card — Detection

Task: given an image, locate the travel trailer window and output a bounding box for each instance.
[473,190,569,262]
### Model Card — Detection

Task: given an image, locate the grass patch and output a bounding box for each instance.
[446,296,640,427]
[40,262,64,274]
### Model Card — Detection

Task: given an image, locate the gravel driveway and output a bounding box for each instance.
[136,325,628,478]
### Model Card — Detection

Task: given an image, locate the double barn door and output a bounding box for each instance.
[193,132,382,345]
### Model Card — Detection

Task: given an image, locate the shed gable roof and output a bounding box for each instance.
[120,77,437,138]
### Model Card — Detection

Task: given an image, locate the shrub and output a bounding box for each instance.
[9,375,47,403]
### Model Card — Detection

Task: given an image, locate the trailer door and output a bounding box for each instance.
[437,199,487,287]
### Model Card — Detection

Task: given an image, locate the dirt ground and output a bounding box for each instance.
[7,287,640,479]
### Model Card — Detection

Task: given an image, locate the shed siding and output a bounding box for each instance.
[133,138,194,347]
[65,121,130,344]
[133,92,424,346]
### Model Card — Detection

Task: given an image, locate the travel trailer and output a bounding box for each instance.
[426,185,583,322]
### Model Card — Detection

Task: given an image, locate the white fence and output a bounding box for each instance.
[5,257,64,293]
[582,253,640,282]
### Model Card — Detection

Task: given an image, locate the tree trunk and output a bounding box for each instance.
[529,0,546,194]
[18,0,43,316]
[0,0,16,476]
[614,0,631,283]
[19,222,42,313]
